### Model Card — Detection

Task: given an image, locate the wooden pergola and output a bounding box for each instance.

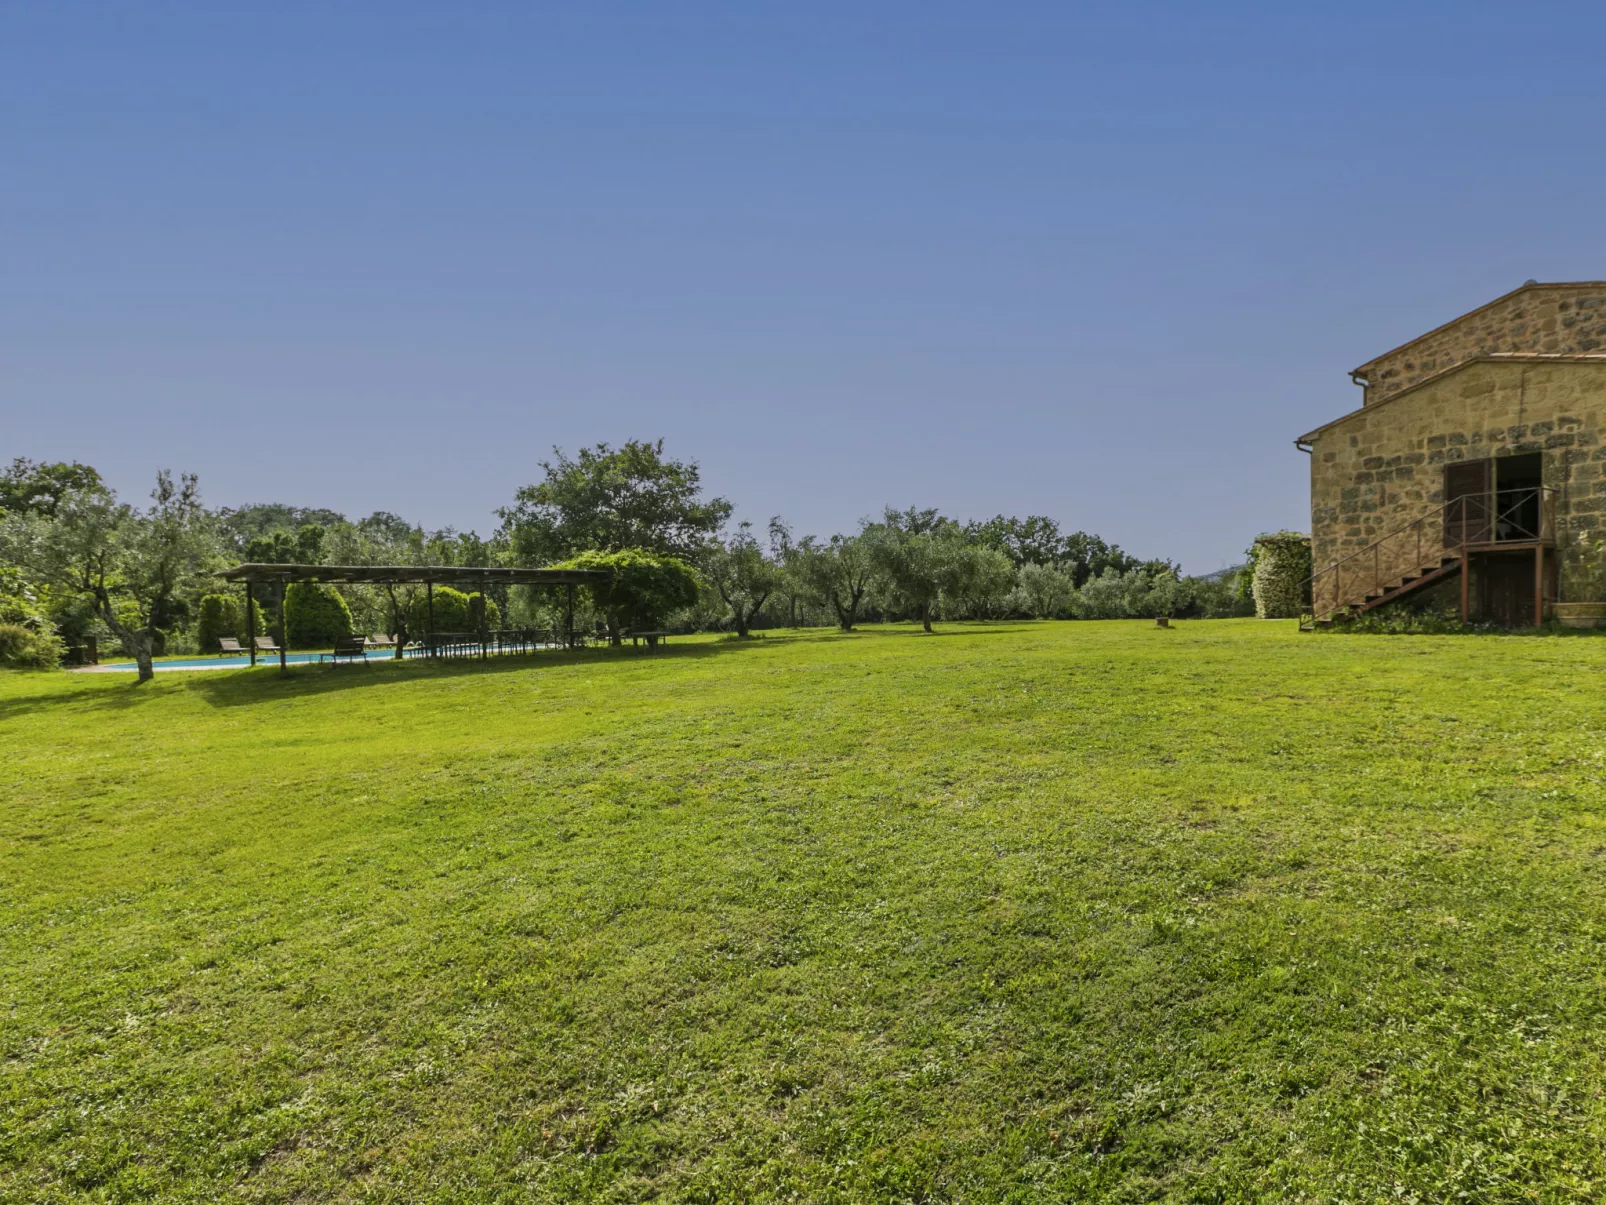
[219,563,610,672]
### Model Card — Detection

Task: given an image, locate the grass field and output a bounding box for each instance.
[3,620,1605,1202]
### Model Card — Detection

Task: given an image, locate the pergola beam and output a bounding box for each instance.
[219,563,608,587]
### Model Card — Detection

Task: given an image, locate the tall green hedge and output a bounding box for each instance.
[195,594,244,650]
[1249,532,1312,619]
[284,582,354,648]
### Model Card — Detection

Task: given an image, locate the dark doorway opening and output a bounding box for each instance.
[1493,452,1543,541]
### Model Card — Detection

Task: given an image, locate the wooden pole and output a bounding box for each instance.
[278,589,288,675]
[481,577,488,660]
[427,582,435,659]
[246,582,256,667]
[565,583,575,648]
[1459,542,1470,624]
[1535,544,1544,627]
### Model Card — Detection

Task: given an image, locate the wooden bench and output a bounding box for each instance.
[254,636,282,654]
[217,636,246,656]
[319,636,370,665]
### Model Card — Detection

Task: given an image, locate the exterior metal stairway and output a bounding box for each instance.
[1299,487,1552,630]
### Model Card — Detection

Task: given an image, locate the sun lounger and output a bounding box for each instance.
[217,637,246,656]
[254,636,282,654]
[364,633,397,648]
[319,636,370,665]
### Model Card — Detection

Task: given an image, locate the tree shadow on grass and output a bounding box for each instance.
[0,677,167,723]
[185,638,773,709]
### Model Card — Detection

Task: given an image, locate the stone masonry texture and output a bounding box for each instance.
[1304,358,1606,604]
[1355,283,1606,405]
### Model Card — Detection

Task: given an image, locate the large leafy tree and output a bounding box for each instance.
[498,440,731,565]
[964,514,1063,568]
[0,459,103,518]
[703,522,779,638]
[2,472,219,682]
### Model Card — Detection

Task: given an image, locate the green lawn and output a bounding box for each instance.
[3,621,1605,1202]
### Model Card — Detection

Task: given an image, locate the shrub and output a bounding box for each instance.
[406,585,471,634]
[0,623,65,669]
[1249,532,1312,619]
[283,582,354,648]
[551,549,700,640]
[195,594,243,651]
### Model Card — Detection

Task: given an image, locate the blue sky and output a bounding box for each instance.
[5,2,1604,571]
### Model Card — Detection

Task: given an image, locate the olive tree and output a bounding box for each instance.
[795,533,875,631]
[703,522,779,638]
[862,507,971,633]
[2,472,218,682]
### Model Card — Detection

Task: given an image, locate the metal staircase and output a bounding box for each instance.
[1299,487,1553,630]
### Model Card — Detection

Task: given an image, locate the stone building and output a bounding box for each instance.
[1296,281,1606,627]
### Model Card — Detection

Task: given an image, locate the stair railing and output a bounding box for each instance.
[1299,486,1553,628]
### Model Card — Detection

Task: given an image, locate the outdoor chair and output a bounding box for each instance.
[254,636,282,654]
[365,633,397,648]
[217,636,246,656]
[319,636,370,665]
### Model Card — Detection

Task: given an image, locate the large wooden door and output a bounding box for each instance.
[1478,553,1534,627]
[1444,459,1491,545]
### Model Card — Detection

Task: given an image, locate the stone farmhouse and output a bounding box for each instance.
[1297,281,1606,627]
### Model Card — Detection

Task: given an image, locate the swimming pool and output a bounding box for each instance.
[97,649,410,672]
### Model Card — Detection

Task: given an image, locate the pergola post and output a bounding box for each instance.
[565,582,575,648]
[426,581,435,659]
[245,581,256,667]
[277,588,288,675]
[481,576,488,661]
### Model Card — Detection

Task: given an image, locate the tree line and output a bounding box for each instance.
[0,442,1253,680]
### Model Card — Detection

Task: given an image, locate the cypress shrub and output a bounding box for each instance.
[1250,532,1313,619]
[284,582,354,648]
[195,594,243,651]
[467,592,501,630]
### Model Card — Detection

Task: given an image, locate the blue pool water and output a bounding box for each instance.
[100,648,409,671]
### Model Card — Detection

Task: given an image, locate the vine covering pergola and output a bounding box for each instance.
[218,563,610,671]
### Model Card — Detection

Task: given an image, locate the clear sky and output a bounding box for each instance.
[5,3,1605,572]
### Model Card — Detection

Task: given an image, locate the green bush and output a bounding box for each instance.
[0,623,65,669]
[1249,532,1312,619]
[195,594,243,651]
[283,582,354,648]
[407,586,470,634]
[552,549,700,638]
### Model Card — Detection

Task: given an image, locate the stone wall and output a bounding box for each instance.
[1305,358,1606,604]
[1355,283,1606,405]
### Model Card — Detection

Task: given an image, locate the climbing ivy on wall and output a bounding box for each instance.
[1248,532,1312,619]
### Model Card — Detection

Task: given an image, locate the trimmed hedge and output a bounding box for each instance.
[283,582,354,648]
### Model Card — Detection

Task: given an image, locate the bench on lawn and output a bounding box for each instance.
[254,635,282,654]
[217,636,246,656]
[319,636,370,665]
